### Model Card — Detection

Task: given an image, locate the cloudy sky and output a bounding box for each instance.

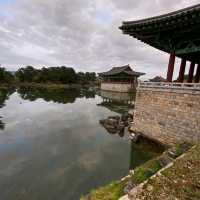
[0,0,199,79]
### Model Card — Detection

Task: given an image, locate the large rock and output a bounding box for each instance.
[124,180,137,194]
[100,118,118,127]
[99,118,119,134]
[121,113,129,122]
[100,112,133,136]
[108,115,120,121]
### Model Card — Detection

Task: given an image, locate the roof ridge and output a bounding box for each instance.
[99,65,145,77]
[112,64,130,68]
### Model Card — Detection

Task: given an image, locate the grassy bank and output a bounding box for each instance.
[81,143,192,200]
[0,82,98,90]
[135,144,200,200]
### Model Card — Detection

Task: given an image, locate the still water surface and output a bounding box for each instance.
[0,87,161,200]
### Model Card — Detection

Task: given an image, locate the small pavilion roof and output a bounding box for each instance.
[149,76,166,82]
[99,65,145,77]
[119,4,200,62]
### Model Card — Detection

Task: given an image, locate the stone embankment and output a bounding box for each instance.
[101,82,133,93]
[132,87,200,145]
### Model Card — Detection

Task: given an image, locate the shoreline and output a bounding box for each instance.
[81,142,193,200]
[0,82,99,90]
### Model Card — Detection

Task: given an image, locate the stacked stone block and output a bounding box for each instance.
[133,87,200,145]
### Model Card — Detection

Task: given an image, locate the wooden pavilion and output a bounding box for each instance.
[119,4,200,83]
[99,65,145,92]
[118,4,200,146]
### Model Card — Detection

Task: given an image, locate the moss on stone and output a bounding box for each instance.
[80,180,126,200]
[81,159,162,200]
[131,160,162,184]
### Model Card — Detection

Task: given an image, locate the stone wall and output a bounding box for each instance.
[100,90,134,102]
[101,82,133,92]
[132,87,200,145]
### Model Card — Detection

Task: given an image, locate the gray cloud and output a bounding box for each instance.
[0,0,199,79]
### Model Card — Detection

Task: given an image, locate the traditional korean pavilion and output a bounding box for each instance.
[99,65,144,92]
[117,4,200,147]
[99,65,144,83]
[119,4,200,83]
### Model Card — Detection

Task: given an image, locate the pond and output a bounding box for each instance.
[0,87,163,200]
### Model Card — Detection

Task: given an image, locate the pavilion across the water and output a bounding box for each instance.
[120,4,200,83]
[99,65,144,92]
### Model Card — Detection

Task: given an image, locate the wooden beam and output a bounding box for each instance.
[195,63,200,83]
[178,58,186,82]
[167,52,175,82]
[187,61,196,83]
[175,43,200,55]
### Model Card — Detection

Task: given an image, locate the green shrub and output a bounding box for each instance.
[81,181,126,200]
[132,160,162,184]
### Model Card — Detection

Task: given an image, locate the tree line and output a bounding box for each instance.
[0,66,97,84]
[0,67,14,83]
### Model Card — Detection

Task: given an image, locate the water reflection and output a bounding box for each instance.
[0,87,15,108]
[0,87,15,130]
[100,90,135,103]
[0,87,163,200]
[17,86,96,103]
[98,90,165,171]
[129,138,165,170]
[98,90,135,114]
[98,91,134,138]
[0,117,4,130]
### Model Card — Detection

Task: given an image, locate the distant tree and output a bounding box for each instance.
[77,72,96,83]
[15,68,25,82]
[60,66,77,83]
[16,66,38,82]
[0,67,14,83]
[85,72,96,82]
[77,72,85,82]
[15,66,96,84]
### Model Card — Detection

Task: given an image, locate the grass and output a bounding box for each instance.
[131,160,162,184]
[136,144,200,200]
[80,181,126,200]
[81,158,162,200]
[173,144,188,157]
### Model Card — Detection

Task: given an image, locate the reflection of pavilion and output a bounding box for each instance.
[98,90,135,114]
[100,90,135,105]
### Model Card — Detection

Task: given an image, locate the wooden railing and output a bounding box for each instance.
[138,82,200,91]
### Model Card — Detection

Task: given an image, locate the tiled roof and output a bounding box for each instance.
[99,65,145,77]
[119,4,200,61]
[149,76,166,82]
[120,4,200,29]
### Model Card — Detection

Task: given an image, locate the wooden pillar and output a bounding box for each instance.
[167,52,175,82]
[195,63,200,83]
[187,61,195,83]
[178,58,186,82]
